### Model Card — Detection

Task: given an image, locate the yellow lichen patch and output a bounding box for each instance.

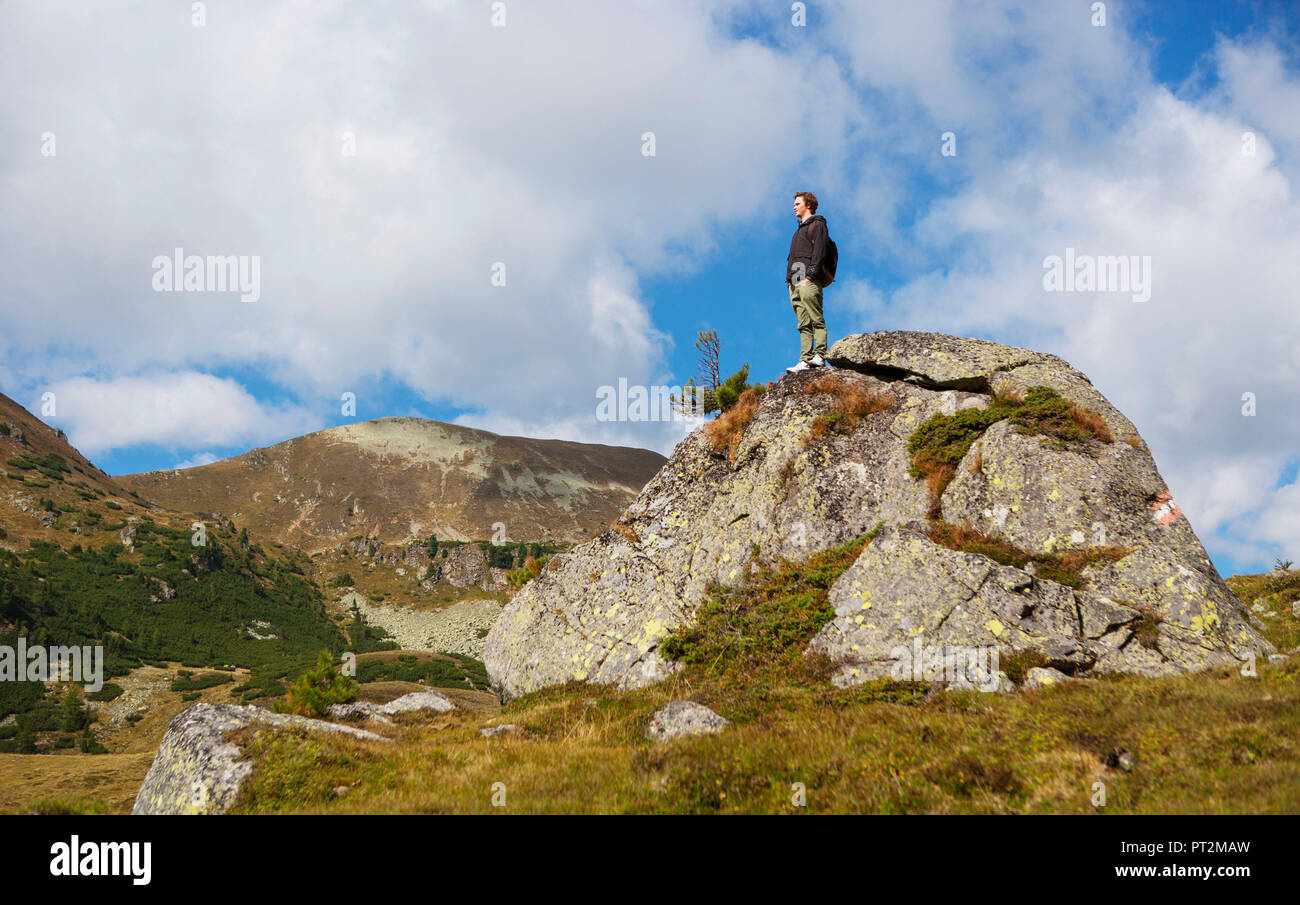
[986,619,1004,636]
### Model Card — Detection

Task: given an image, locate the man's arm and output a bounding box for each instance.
[807,219,827,282]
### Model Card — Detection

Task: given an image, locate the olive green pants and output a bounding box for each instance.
[788,279,827,361]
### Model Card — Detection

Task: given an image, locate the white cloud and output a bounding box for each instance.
[2,2,1298,570]
[173,451,221,470]
[39,372,318,457]
[0,0,836,419]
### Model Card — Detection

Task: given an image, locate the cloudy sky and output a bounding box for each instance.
[1,0,1298,575]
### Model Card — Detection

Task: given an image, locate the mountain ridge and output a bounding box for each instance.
[114,414,666,552]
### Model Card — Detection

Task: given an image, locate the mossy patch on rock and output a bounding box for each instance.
[908,385,1112,510]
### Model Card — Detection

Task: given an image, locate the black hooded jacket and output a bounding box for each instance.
[786,213,828,285]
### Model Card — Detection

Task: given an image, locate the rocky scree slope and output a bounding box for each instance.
[484,332,1272,700]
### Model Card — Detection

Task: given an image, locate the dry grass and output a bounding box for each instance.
[705,387,763,463]
[800,374,896,446]
[611,521,640,545]
[925,519,1132,589]
[1071,407,1115,444]
[925,465,956,518]
[1225,570,1300,652]
[1130,605,1163,651]
[224,652,1300,815]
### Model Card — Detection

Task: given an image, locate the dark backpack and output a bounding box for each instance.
[818,234,839,287]
[809,224,838,287]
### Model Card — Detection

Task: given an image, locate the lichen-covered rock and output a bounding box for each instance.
[827,331,1054,391]
[645,700,730,741]
[1024,666,1074,689]
[327,701,393,724]
[327,690,455,723]
[444,543,488,588]
[809,524,1268,687]
[380,690,455,713]
[484,331,1272,700]
[131,703,388,815]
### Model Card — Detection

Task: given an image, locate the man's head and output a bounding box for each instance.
[793,191,819,220]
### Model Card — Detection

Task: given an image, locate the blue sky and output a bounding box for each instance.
[1,0,1298,576]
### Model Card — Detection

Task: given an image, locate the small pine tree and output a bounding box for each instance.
[427,534,439,558]
[348,606,368,650]
[273,650,359,718]
[60,685,88,732]
[713,364,754,412]
[16,718,37,754]
[79,725,107,754]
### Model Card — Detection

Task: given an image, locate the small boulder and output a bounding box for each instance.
[381,690,455,714]
[645,700,730,741]
[480,724,518,738]
[327,701,393,724]
[328,690,455,722]
[1023,666,1074,689]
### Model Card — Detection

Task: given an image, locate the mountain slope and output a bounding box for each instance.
[116,417,667,552]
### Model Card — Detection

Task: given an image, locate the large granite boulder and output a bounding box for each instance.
[131,703,388,815]
[483,331,1273,700]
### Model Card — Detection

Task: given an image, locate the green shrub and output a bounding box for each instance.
[86,683,124,702]
[60,686,90,732]
[273,651,359,718]
[171,672,233,692]
[79,727,108,754]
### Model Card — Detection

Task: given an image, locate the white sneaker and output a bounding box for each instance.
[810,354,826,367]
[786,361,811,373]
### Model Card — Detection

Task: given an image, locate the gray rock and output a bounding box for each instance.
[380,690,455,714]
[131,703,388,815]
[480,724,518,738]
[827,331,1054,391]
[645,700,730,741]
[327,690,455,723]
[484,331,1273,700]
[809,525,1260,684]
[326,701,393,724]
[1023,666,1075,689]
[444,544,488,588]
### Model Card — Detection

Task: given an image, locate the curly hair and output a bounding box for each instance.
[793,191,818,213]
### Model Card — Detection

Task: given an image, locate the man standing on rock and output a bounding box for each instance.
[785,191,830,373]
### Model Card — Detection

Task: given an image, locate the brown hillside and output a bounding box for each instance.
[0,392,163,551]
[115,417,666,551]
